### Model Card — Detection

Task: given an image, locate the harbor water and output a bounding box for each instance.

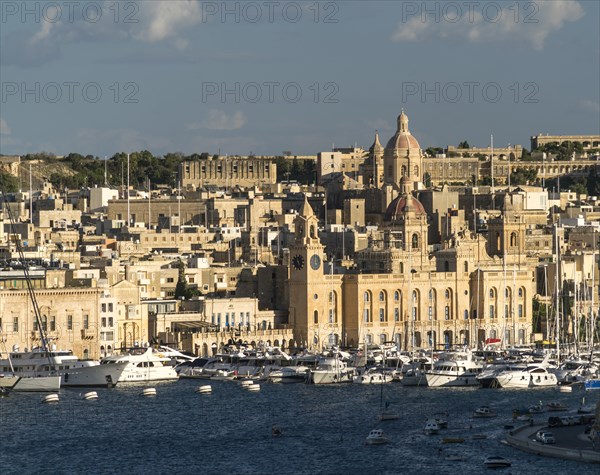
[1,381,598,474]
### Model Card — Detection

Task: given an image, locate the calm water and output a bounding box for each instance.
[0,381,598,475]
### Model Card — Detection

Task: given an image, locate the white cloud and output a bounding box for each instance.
[188,110,247,131]
[133,1,202,45]
[391,0,584,50]
[0,118,11,136]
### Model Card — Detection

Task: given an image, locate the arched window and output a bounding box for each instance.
[394,290,400,302]
[518,287,524,298]
[310,225,316,238]
[412,233,419,249]
[445,289,451,299]
[379,291,385,302]
[364,292,370,302]
[510,232,518,247]
[464,310,469,320]
[414,165,419,176]
[464,261,468,273]
[489,288,495,298]
[313,310,318,324]
[401,165,407,176]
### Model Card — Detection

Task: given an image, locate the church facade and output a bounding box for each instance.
[289,111,535,351]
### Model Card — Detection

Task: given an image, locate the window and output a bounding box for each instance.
[379,308,385,322]
[379,291,385,302]
[314,310,319,324]
[67,315,72,330]
[363,309,370,323]
[412,233,419,249]
[464,261,468,272]
[42,316,47,332]
[102,317,107,327]
[445,289,451,299]
[489,305,495,319]
[108,317,113,327]
[394,290,400,302]
[518,288,523,298]
[83,314,89,330]
[13,317,18,332]
[518,304,523,319]
[505,305,509,318]
[489,289,495,298]
[428,306,433,320]
[108,303,113,312]
[444,306,450,320]
[364,292,370,302]
[101,303,107,312]
[394,308,399,321]
[464,310,469,320]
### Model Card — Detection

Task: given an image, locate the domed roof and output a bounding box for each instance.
[385,110,421,151]
[384,193,426,221]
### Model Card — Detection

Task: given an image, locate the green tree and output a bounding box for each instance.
[457,141,470,149]
[174,259,192,300]
[0,171,19,192]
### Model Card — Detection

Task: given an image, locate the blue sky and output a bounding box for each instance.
[1,1,598,157]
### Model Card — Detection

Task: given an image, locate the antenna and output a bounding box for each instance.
[491,134,494,210]
[127,153,130,227]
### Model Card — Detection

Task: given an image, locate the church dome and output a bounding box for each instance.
[384,193,426,221]
[385,110,421,151]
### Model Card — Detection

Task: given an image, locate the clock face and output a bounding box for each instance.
[292,255,305,270]
[310,254,321,270]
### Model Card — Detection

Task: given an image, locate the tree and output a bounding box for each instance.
[458,141,470,149]
[423,172,432,188]
[0,171,19,192]
[587,167,600,196]
[174,259,192,300]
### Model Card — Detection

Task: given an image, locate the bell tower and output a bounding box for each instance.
[288,195,326,349]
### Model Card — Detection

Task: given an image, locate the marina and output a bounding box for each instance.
[1,380,597,475]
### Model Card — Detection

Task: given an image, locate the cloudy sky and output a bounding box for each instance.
[1,1,598,157]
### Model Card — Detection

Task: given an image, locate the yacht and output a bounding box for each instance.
[0,346,93,392]
[423,419,440,435]
[307,354,354,384]
[353,367,393,384]
[473,406,497,418]
[424,351,483,387]
[483,456,511,468]
[494,365,558,389]
[62,347,178,387]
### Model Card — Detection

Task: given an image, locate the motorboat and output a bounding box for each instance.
[483,456,511,468]
[493,354,558,389]
[62,347,178,387]
[423,419,440,435]
[424,351,483,387]
[584,379,600,391]
[546,401,568,412]
[353,367,393,384]
[307,354,354,384]
[473,406,497,418]
[365,429,388,445]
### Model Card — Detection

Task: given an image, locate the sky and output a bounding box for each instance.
[1,0,599,158]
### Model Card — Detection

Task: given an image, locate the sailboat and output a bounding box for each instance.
[377,352,398,421]
[0,189,61,392]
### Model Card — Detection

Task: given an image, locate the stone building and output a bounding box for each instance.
[179,157,277,189]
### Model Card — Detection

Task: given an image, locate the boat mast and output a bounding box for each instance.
[554,223,561,361]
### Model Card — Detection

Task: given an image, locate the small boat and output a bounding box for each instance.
[473,406,497,418]
[142,388,157,397]
[483,456,511,468]
[83,391,98,400]
[378,409,399,421]
[528,404,544,414]
[246,383,260,392]
[424,420,440,435]
[546,402,568,412]
[442,437,465,444]
[42,393,59,404]
[271,425,283,437]
[365,429,389,445]
[195,385,212,394]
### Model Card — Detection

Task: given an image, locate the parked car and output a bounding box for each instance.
[535,430,556,444]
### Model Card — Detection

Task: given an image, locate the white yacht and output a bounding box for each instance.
[494,364,558,389]
[353,367,393,384]
[62,347,178,387]
[424,351,483,387]
[365,429,389,445]
[0,346,94,392]
[307,355,354,384]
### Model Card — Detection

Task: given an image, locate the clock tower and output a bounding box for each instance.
[289,195,327,349]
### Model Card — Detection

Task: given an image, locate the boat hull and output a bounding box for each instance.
[425,372,480,387]
[0,375,61,392]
